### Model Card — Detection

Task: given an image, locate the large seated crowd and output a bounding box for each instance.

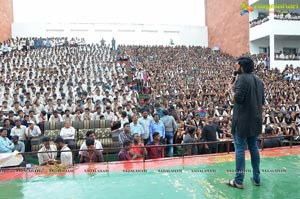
[250,16,269,28]
[275,51,300,60]
[250,11,300,28]
[274,11,300,20]
[0,37,300,166]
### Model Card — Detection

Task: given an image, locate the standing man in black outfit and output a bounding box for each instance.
[202,116,218,153]
[226,56,264,189]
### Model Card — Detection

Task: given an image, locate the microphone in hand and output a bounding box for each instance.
[231,71,238,84]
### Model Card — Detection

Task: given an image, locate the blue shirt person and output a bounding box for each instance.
[130,115,144,136]
[149,114,165,142]
[0,129,14,153]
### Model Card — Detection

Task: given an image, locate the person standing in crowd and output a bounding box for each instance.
[130,114,144,137]
[149,113,165,143]
[138,109,152,145]
[100,38,105,46]
[160,110,177,157]
[118,123,132,146]
[226,56,264,189]
[202,116,218,154]
[154,103,163,119]
[183,127,198,156]
[111,37,116,51]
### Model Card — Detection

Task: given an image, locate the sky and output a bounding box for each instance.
[13,0,206,26]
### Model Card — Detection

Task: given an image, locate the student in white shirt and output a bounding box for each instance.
[62,109,74,122]
[82,108,93,121]
[79,130,103,156]
[10,120,27,141]
[54,136,73,166]
[37,136,57,165]
[103,106,116,122]
[25,121,42,152]
[49,111,63,122]
[65,99,76,114]
[93,107,103,120]
[60,121,76,149]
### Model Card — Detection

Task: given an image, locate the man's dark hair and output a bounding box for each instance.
[265,126,273,134]
[142,108,149,113]
[188,126,196,134]
[132,133,139,137]
[123,122,130,127]
[123,139,131,147]
[237,56,254,73]
[121,111,127,117]
[154,103,160,108]
[153,113,159,117]
[162,109,169,116]
[86,138,95,146]
[41,111,47,116]
[86,130,95,137]
[153,132,160,138]
[42,136,51,142]
[54,136,64,143]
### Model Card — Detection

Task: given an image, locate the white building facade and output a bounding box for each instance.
[249,0,300,71]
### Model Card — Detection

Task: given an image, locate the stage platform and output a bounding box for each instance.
[1,146,299,199]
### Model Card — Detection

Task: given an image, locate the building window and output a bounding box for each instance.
[283,48,298,54]
[259,47,268,53]
[258,12,268,19]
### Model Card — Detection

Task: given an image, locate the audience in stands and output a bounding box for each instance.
[274,11,300,20]
[250,16,269,28]
[275,51,300,60]
[0,37,299,165]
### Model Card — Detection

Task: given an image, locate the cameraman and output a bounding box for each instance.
[262,125,281,149]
